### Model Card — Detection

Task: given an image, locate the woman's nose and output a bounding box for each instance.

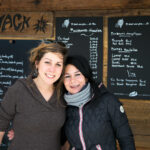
[70,76,76,83]
[49,65,55,72]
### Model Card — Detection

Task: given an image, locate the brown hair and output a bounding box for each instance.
[29,40,68,101]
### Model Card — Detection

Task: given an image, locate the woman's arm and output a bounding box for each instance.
[0,81,19,135]
[0,131,5,144]
[107,95,136,150]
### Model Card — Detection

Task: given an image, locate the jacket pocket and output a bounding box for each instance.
[96,144,102,150]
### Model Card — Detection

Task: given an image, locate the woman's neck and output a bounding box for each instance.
[33,77,55,101]
[34,77,54,93]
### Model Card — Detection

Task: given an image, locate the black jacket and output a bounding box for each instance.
[64,84,135,150]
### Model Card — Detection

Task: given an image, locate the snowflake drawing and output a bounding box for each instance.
[33,16,48,33]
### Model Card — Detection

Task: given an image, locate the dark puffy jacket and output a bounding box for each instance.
[64,84,136,150]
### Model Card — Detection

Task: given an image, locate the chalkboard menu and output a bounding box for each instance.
[0,40,40,101]
[56,17,103,83]
[0,40,40,150]
[107,16,150,99]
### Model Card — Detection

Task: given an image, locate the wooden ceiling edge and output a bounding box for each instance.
[0,8,150,12]
[54,8,150,17]
[0,5,150,11]
[0,9,149,16]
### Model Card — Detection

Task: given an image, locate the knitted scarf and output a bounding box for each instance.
[64,83,91,107]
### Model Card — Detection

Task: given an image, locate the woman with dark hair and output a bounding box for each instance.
[62,55,136,150]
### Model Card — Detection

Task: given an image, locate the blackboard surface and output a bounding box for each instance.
[56,17,103,83]
[107,16,150,99]
[0,39,40,150]
[0,40,40,101]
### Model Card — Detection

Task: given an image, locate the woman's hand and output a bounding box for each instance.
[61,141,70,150]
[7,130,14,140]
[0,132,5,144]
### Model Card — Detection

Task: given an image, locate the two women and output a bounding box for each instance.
[6,52,136,150]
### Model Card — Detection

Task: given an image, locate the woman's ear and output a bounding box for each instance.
[35,60,38,69]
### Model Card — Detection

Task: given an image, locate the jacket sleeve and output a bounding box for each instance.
[0,83,18,131]
[107,94,136,150]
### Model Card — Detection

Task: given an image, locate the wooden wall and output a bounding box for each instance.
[0,0,150,149]
[0,0,150,11]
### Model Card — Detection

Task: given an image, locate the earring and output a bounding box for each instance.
[33,68,38,77]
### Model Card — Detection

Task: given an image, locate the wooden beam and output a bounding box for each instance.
[0,0,150,11]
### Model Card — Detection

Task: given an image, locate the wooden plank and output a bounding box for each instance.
[121,100,150,147]
[0,0,150,11]
[0,12,53,39]
[136,148,150,150]
[134,135,150,148]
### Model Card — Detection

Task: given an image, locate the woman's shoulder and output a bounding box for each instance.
[7,77,29,93]
[95,83,121,105]
[2,78,27,102]
[94,82,110,97]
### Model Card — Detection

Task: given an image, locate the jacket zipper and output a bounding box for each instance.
[79,105,86,150]
[78,94,95,150]
[96,144,102,150]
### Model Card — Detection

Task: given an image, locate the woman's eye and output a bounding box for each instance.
[45,61,50,64]
[56,63,62,67]
[75,73,80,77]
[64,75,70,78]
